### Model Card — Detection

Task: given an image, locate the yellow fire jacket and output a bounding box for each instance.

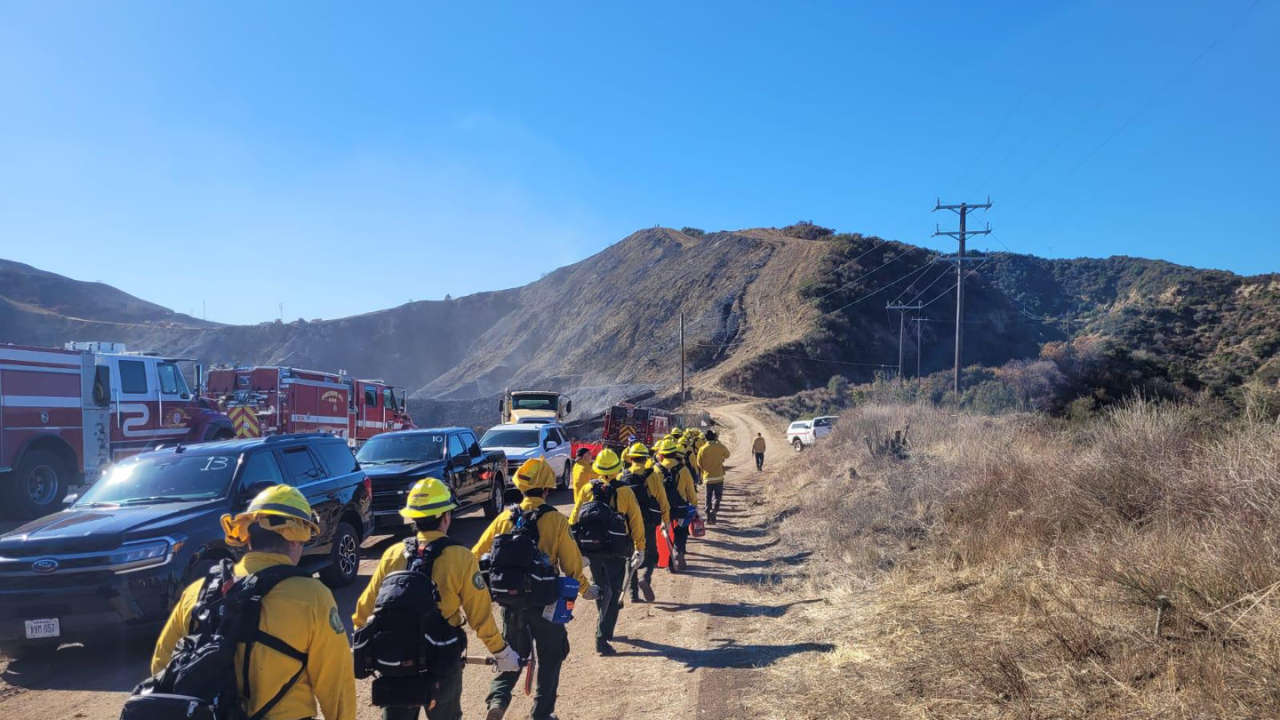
[659,458,698,506]
[571,457,598,496]
[352,531,505,653]
[626,461,672,525]
[151,552,356,720]
[569,477,647,551]
[472,496,591,595]
[697,441,731,481]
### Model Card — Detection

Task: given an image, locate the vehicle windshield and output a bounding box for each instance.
[512,395,557,411]
[76,453,237,506]
[481,428,540,448]
[357,433,445,465]
[814,417,837,427]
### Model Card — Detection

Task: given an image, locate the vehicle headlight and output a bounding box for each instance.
[109,536,182,574]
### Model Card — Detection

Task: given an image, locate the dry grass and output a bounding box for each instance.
[747,400,1280,719]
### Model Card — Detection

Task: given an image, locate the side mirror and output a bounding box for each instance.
[450,455,469,470]
[469,443,482,458]
[564,400,573,415]
[545,440,560,450]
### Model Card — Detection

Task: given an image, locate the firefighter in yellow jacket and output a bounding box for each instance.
[151,485,356,720]
[654,437,698,571]
[622,442,671,603]
[697,430,731,524]
[570,447,598,495]
[569,448,646,655]
[473,458,597,720]
[354,478,520,720]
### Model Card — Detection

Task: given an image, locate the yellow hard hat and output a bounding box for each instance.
[592,448,624,476]
[653,437,677,455]
[513,458,556,492]
[400,477,458,519]
[624,442,650,460]
[221,484,320,547]
[670,427,684,437]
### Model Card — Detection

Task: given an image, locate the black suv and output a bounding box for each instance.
[0,433,372,656]
[356,427,508,530]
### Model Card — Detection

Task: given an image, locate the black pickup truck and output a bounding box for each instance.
[355,427,508,530]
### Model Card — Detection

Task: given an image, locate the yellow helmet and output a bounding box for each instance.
[400,477,458,519]
[221,484,320,547]
[653,437,677,455]
[670,427,685,437]
[512,458,556,492]
[624,442,650,460]
[592,448,624,476]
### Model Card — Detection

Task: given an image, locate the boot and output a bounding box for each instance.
[596,639,616,656]
[637,579,655,603]
[677,552,688,571]
[485,707,506,720]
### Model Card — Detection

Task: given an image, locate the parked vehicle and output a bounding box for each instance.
[600,403,671,451]
[480,422,573,490]
[358,427,508,528]
[786,415,838,451]
[0,342,234,520]
[206,365,414,446]
[498,390,572,425]
[0,433,372,657]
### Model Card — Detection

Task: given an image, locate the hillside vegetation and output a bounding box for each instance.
[2,225,1276,425]
[747,400,1280,718]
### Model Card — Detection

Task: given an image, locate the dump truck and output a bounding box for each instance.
[498,389,572,425]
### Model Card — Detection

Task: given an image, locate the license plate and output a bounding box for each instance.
[24,618,60,640]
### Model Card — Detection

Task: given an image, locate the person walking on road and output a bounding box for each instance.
[353,478,521,720]
[150,485,356,720]
[569,448,646,656]
[697,430,731,524]
[473,459,596,720]
[752,432,767,471]
[571,447,597,495]
[654,438,697,572]
[619,442,671,603]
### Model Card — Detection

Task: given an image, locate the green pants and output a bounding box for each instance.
[486,606,569,720]
[381,668,463,720]
[589,555,628,641]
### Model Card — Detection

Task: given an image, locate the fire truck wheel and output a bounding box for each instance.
[5,449,70,520]
[319,522,360,588]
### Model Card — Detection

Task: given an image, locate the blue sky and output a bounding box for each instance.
[1,1,1275,325]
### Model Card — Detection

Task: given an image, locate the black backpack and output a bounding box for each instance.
[660,464,691,516]
[352,537,467,708]
[618,470,662,524]
[484,505,560,608]
[572,480,633,557]
[120,561,311,720]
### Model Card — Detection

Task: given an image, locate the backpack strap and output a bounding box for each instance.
[232,564,312,720]
[516,504,555,542]
[590,480,617,509]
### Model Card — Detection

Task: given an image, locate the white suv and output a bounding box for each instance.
[480,422,575,489]
[786,415,838,451]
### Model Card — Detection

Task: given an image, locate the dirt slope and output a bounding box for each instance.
[0,402,818,720]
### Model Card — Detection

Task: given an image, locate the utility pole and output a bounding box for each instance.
[279,302,284,323]
[911,316,928,378]
[934,198,992,395]
[886,302,923,381]
[679,311,686,401]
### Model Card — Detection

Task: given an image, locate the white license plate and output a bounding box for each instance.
[24,618,60,640]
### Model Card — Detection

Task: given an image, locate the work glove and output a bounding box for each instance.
[582,584,601,601]
[492,645,522,673]
[630,550,644,567]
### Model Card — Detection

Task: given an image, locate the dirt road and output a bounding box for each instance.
[0,404,811,720]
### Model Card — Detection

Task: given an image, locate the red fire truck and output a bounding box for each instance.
[206,366,415,446]
[595,403,672,451]
[0,342,235,520]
